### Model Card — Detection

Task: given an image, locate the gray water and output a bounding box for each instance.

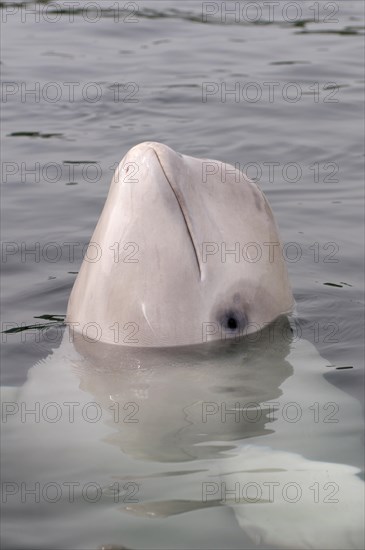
[1,1,364,549]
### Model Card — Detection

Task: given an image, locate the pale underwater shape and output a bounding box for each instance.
[2,325,364,550]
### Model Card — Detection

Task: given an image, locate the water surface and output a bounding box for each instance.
[1,1,364,548]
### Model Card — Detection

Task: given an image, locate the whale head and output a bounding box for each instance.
[67,142,293,346]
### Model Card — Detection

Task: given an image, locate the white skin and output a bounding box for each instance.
[67,142,294,347]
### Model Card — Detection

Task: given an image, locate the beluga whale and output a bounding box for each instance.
[67,141,294,347]
[2,144,364,550]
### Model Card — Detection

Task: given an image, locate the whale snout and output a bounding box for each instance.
[67,142,293,347]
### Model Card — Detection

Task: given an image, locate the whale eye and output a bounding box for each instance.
[219,308,247,334]
[227,317,237,330]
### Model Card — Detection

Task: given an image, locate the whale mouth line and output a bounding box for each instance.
[151,147,202,281]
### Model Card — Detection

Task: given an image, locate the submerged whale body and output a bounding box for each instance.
[2,326,364,550]
[67,142,294,346]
